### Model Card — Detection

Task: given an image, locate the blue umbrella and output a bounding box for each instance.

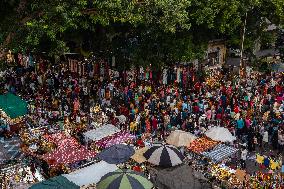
[97,144,135,164]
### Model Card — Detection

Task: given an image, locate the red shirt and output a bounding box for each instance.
[152,118,158,129]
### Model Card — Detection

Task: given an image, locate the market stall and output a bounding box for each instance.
[29,175,79,189]
[62,161,118,187]
[210,164,243,188]
[83,124,120,142]
[95,131,135,149]
[0,163,44,189]
[201,144,239,163]
[166,130,197,147]
[41,143,97,167]
[187,137,219,154]
[0,93,28,133]
[205,127,236,143]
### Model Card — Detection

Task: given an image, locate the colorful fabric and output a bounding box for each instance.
[41,145,96,167]
[95,131,135,149]
[201,144,239,163]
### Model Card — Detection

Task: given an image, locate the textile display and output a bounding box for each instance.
[95,131,135,148]
[41,145,97,167]
[62,161,118,187]
[201,144,239,163]
[187,137,219,154]
[43,132,80,149]
[83,124,120,141]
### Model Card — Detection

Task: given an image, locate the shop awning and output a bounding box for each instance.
[29,176,79,189]
[83,124,120,141]
[62,161,118,187]
[0,93,28,119]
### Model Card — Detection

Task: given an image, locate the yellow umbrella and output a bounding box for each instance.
[166,130,197,147]
[131,147,148,163]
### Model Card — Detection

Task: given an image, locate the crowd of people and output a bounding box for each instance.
[0,60,284,186]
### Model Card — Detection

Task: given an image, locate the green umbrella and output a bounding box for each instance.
[97,169,153,189]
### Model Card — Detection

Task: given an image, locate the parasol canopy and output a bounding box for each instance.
[0,93,28,119]
[83,124,120,141]
[166,130,197,147]
[97,144,135,164]
[97,169,153,189]
[29,176,79,189]
[62,161,118,187]
[131,147,148,164]
[205,127,236,142]
[143,144,184,167]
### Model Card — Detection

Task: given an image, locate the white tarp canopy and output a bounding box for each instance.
[166,130,197,147]
[205,127,236,143]
[62,161,118,187]
[84,124,120,141]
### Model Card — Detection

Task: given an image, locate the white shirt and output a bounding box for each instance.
[241,149,248,160]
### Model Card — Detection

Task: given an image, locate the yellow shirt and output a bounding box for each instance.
[270,160,279,170]
[256,154,264,164]
[130,122,137,132]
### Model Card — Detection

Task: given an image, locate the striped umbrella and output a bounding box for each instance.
[143,144,184,167]
[97,169,153,189]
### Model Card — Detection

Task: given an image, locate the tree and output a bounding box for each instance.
[0,0,283,65]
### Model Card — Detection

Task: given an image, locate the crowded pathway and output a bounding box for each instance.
[0,60,284,188]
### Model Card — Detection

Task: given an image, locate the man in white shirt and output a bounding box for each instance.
[241,148,248,169]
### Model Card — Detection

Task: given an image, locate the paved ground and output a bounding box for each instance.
[0,137,22,163]
[228,143,283,174]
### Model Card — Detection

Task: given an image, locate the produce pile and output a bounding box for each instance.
[187,137,219,154]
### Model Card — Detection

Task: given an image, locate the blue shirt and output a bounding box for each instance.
[237,119,244,129]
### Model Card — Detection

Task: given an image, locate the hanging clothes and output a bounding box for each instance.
[29,54,34,67]
[139,67,144,80]
[23,55,29,68]
[18,53,23,66]
[176,67,181,83]
[162,68,168,85]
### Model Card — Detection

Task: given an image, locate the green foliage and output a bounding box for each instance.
[0,0,283,65]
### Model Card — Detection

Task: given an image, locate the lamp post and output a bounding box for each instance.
[240,12,248,77]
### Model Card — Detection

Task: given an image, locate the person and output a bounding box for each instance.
[240,148,248,169]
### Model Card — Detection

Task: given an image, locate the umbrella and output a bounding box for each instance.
[131,147,148,163]
[143,144,184,167]
[166,130,197,147]
[97,169,153,189]
[97,144,135,164]
[205,127,236,142]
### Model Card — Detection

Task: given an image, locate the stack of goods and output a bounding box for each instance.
[248,172,284,188]
[201,144,239,163]
[210,164,235,181]
[187,137,219,154]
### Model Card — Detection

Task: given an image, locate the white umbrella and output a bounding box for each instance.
[205,127,236,143]
[166,130,197,147]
